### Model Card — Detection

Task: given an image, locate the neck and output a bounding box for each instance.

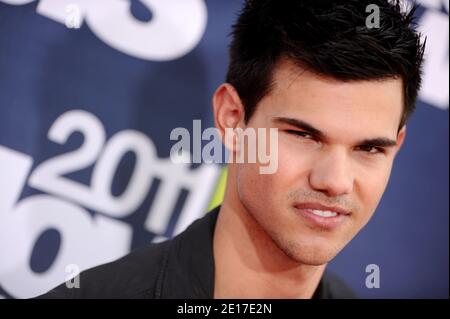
[213,165,326,299]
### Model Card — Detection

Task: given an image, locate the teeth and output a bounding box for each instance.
[309,209,338,217]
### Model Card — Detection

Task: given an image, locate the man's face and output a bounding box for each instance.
[236,59,405,265]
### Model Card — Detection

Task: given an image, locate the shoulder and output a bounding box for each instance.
[37,207,219,299]
[37,240,171,299]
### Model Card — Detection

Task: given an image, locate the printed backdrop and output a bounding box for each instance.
[0,0,448,299]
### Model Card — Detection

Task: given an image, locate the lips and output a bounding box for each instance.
[294,202,351,229]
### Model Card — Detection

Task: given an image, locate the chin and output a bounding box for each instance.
[290,248,338,266]
[293,251,336,266]
[272,234,342,266]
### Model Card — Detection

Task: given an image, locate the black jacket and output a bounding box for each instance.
[38,206,356,299]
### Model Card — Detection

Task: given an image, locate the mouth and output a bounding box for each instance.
[293,202,351,229]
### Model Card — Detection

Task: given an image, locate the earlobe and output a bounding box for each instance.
[212,83,245,152]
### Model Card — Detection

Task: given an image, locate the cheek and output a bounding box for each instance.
[236,149,306,210]
[238,139,317,208]
[276,139,315,188]
[257,141,314,197]
[236,162,278,205]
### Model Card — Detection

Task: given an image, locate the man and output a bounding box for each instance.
[39,0,425,298]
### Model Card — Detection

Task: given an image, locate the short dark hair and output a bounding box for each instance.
[226,0,426,129]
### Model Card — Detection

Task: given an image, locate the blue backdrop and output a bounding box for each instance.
[0,0,448,299]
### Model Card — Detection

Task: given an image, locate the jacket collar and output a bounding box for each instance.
[159,206,219,298]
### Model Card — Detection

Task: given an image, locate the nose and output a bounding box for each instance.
[309,147,354,197]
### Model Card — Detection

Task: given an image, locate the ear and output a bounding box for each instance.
[395,125,407,155]
[212,83,245,153]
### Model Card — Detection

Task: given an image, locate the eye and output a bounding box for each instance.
[356,145,385,155]
[286,130,315,140]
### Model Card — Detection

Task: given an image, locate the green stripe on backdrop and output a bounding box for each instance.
[207,166,228,211]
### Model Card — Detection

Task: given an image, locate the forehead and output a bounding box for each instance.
[260,59,404,140]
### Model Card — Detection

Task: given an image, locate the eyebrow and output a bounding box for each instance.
[273,117,398,148]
